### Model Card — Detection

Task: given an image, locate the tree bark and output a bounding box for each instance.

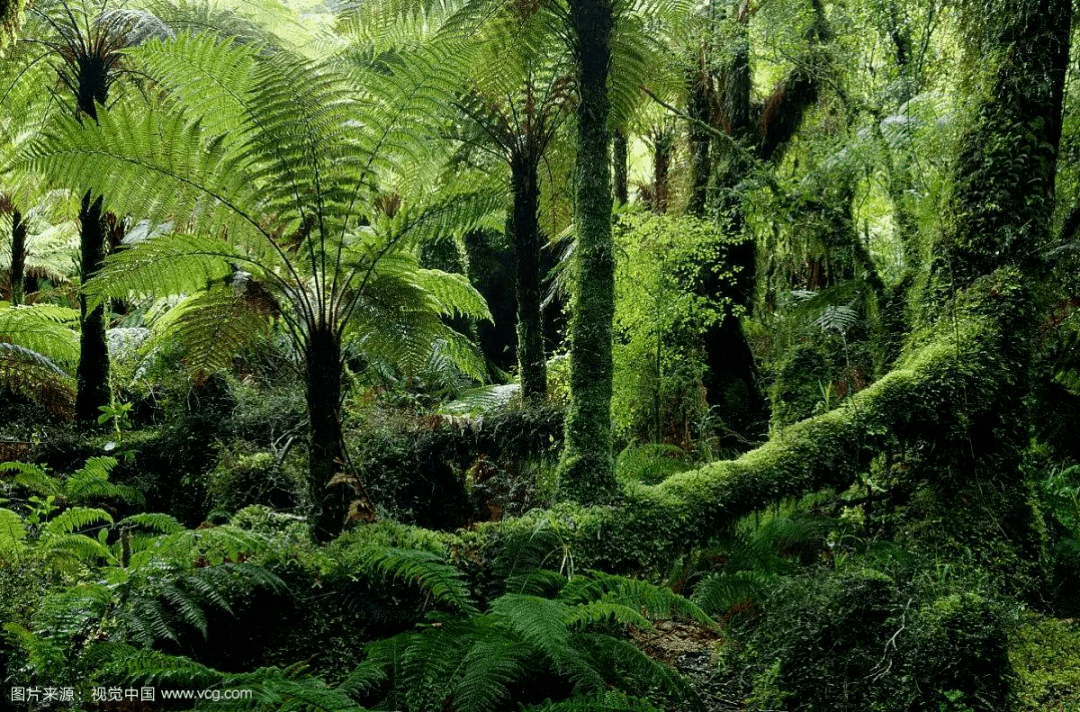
[686,60,712,218]
[74,191,111,424]
[510,154,548,403]
[10,207,26,306]
[558,0,618,505]
[306,326,347,539]
[72,47,113,425]
[613,128,629,207]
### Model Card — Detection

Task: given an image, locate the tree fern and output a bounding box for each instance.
[21,30,499,535]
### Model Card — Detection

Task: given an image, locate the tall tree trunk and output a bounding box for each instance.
[613,128,629,206]
[10,207,25,306]
[510,154,548,402]
[919,0,1071,579]
[74,191,111,424]
[558,0,618,505]
[306,326,348,539]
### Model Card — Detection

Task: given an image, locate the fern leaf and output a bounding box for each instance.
[565,602,651,631]
[119,512,184,534]
[0,508,27,555]
[560,572,715,628]
[42,506,113,536]
[453,634,528,712]
[358,546,478,613]
[89,642,223,687]
[0,460,60,496]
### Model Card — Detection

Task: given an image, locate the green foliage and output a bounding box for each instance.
[0,303,79,417]
[1010,615,1080,711]
[711,566,1013,712]
[611,210,742,445]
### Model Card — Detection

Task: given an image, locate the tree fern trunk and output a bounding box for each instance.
[558,0,618,505]
[74,191,111,424]
[10,207,25,306]
[613,128,629,206]
[306,326,346,539]
[686,64,711,218]
[510,155,547,403]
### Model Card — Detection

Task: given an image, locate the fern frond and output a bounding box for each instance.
[560,572,716,628]
[691,570,777,615]
[64,456,144,505]
[161,580,210,637]
[453,634,529,712]
[119,512,184,534]
[89,642,223,687]
[0,303,80,365]
[0,460,60,496]
[85,233,240,307]
[125,32,257,143]
[564,602,651,631]
[0,342,76,418]
[520,691,663,711]
[41,506,113,536]
[413,268,491,321]
[40,532,112,562]
[358,546,478,613]
[572,632,697,706]
[22,104,262,241]
[146,286,271,382]
[0,508,27,555]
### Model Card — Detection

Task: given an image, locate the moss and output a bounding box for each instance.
[450,270,1037,576]
[1011,615,1080,710]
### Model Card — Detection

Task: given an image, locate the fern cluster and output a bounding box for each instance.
[338,539,710,712]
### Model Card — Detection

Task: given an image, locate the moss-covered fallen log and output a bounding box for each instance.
[455,267,1032,572]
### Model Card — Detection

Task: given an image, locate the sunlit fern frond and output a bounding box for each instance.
[125,32,258,143]
[21,102,262,241]
[0,303,79,364]
[144,283,272,383]
[64,456,144,506]
[84,233,240,308]
[0,342,75,417]
[0,508,28,556]
[347,38,475,189]
[0,460,59,495]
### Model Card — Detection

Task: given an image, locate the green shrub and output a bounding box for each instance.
[717,568,1013,711]
[1010,615,1080,711]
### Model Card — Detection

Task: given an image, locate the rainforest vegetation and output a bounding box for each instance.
[3,0,1080,709]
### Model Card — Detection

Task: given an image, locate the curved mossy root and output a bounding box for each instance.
[453,268,1032,574]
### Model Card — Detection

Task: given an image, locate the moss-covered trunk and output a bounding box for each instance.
[74,191,111,424]
[306,326,346,539]
[558,0,618,505]
[613,128,629,206]
[9,207,25,306]
[914,0,1071,580]
[510,155,547,403]
[686,60,712,218]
